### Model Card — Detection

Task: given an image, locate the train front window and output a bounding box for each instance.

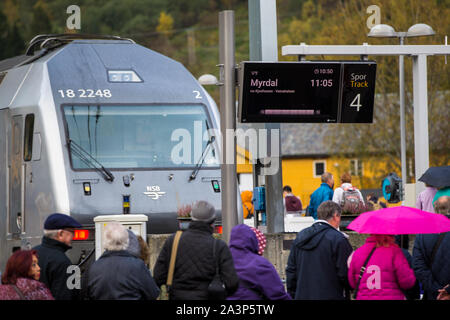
[63,105,220,169]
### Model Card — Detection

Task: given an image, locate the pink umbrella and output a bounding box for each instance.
[347,206,450,234]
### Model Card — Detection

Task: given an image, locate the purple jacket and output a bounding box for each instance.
[0,278,54,300]
[416,187,437,213]
[228,224,291,300]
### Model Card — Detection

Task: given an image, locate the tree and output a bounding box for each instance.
[5,22,25,58]
[0,9,9,60]
[30,0,53,36]
[279,0,449,182]
[156,11,174,37]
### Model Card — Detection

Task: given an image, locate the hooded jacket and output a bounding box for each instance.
[228,224,291,300]
[286,221,353,300]
[348,236,416,300]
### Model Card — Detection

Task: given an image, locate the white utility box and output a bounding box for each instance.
[94,214,148,260]
[284,215,315,233]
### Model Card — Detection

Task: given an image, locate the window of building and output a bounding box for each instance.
[350,159,363,176]
[313,160,326,177]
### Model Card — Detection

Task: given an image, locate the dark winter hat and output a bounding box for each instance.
[191,201,216,223]
[44,213,82,230]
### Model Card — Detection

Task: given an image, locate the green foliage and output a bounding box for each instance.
[0,0,447,178]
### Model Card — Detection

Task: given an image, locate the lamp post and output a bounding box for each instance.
[198,74,219,86]
[368,23,435,200]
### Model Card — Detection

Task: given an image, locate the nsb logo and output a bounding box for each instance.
[143,186,166,200]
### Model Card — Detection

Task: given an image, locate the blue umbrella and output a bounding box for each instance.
[418,166,450,188]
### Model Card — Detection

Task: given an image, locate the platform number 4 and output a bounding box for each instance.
[350,94,362,112]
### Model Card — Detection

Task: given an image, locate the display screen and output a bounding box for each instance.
[340,62,377,123]
[238,61,376,123]
[239,62,342,123]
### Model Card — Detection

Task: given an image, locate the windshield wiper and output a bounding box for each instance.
[68,139,115,182]
[189,136,215,182]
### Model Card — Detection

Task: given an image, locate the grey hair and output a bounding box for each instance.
[321,172,333,183]
[434,196,450,215]
[43,229,60,239]
[317,200,342,221]
[103,222,129,251]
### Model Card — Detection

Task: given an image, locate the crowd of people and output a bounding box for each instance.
[0,172,449,301]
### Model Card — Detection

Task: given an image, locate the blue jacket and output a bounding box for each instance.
[308,183,334,219]
[412,232,450,300]
[286,221,353,300]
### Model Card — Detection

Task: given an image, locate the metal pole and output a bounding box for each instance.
[249,0,284,234]
[399,36,407,202]
[412,54,430,199]
[219,10,238,243]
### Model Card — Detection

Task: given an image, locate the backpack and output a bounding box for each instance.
[285,195,302,212]
[340,186,365,214]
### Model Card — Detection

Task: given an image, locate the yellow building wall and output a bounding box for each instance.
[235,144,400,208]
[281,156,392,208]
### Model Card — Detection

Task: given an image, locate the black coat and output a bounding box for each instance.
[286,221,353,300]
[153,221,239,300]
[87,250,160,300]
[412,232,450,300]
[33,237,77,300]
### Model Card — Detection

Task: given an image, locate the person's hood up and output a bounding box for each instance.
[229,224,259,254]
[126,229,141,257]
[293,222,334,250]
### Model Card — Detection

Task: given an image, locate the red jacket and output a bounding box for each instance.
[348,236,416,300]
[0,278,54,300]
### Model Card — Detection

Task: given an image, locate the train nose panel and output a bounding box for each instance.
[69,170,222,234]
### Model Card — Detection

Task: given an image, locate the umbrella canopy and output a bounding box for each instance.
[418,166,450,188]
[347,206,450,235]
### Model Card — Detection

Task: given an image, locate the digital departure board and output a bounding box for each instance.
[238,61,376,123]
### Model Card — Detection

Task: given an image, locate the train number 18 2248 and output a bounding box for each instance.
[57,89,112,98]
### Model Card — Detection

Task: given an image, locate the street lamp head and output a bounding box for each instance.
[406,23,435,37]
[368,24,397,38]
[198,74,219,85]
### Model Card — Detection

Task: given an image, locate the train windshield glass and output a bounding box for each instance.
[63,105,220,169]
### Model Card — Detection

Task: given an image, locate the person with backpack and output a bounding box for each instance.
[332,172,365,215]
[283,185,303,215]
[153,201,239,300]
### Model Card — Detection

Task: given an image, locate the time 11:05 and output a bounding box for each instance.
[311,79,333,87]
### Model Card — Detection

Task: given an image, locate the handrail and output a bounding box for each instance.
[26,33,135,56]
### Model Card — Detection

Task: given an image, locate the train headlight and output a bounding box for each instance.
[108,70,142,82]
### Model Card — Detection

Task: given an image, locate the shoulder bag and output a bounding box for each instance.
[430,233,445,266]
[12,284,27,300]
[353,246,376,299]
[160,230,182,300]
